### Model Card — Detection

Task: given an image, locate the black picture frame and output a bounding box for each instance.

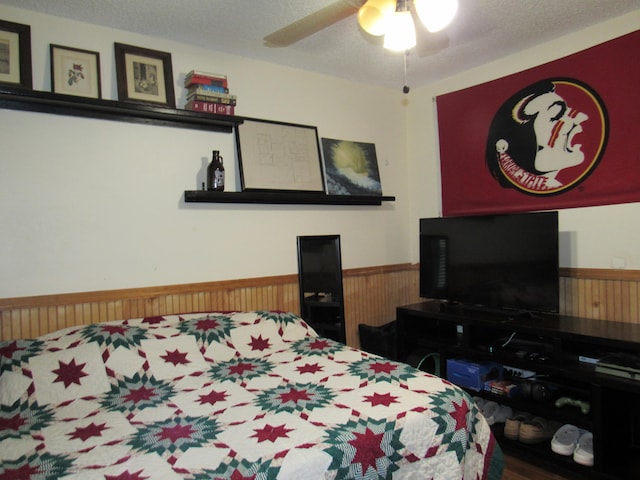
[0,19,32,89]
[50,44,102,99]
[114,42,175,108]
[236,118,325,193]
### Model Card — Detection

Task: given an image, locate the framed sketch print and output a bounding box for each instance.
[236,118,325,193]
[50,44,102,98]
[114,42,175,108]
[0,19,32,89]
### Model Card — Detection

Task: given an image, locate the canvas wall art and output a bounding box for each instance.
[321,138,382,195]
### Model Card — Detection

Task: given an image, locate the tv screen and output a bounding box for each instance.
[419,211,559,314]
[297,235,343,298]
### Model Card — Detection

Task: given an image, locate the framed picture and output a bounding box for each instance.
[0,19,32,89]
[114,42,175,108]
[321,138,382,195]
[236,118,325,193]
[50,44,101,98]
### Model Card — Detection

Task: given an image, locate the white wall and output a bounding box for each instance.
[406,11,640,270]
[1,6,638,299]
[0,6,409,298]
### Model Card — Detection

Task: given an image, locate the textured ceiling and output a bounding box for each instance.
[2,0,639,90]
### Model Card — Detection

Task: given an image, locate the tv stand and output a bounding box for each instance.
[397,301,640,479]
[438,301,534,320]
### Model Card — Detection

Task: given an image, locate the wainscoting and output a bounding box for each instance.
[1,265,638,346]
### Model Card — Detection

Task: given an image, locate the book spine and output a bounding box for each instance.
[188,86,236,99]
[184,72,228,88]
[196,83,231,94]
[185,76,228,89]
[187,93,237,106]
[185,100,235,115]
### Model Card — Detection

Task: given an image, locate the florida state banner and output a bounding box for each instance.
[436,30,640,216]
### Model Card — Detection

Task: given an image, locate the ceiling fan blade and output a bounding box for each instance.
[264,0,366,47]
[412,7,450,57]
[415,29,449,56]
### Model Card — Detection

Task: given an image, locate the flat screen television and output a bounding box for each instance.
[297,235,343,299]
[420,211,559,314]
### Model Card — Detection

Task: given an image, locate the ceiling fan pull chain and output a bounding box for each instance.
[403,50,410,94]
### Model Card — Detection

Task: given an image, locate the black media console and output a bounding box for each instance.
[396,301,640,480]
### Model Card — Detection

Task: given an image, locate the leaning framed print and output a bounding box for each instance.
[0,19,32,89]
[236,118,325,193]
[114,42,175,108]
[50,44,102,98]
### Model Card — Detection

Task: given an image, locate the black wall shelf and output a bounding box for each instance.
[184,190,395,205]
[1,86,396,207]
[0,86,242,133]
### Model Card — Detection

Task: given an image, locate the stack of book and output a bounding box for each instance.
[184,70,236,115]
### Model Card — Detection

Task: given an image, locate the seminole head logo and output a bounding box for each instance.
[486,78,608,195]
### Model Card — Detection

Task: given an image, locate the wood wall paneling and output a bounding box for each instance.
[1,266,639,345]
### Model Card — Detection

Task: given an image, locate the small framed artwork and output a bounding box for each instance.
[50,44,102,98]
[321,138,382,195]
[0,19,32,89]
[236,118,325,193]
[114,42,175,108]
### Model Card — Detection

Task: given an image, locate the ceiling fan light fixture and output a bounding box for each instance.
[414,0,459,33]
[357,0,396,36]
[383,7,416,51]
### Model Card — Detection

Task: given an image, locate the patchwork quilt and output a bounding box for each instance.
[0,311,503,479]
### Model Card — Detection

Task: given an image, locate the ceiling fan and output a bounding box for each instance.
[263,0,456,57]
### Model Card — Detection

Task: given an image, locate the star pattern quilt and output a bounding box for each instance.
[0,311,503,479]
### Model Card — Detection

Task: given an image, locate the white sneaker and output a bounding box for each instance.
[573,432,594,466]
[551,424,585,456]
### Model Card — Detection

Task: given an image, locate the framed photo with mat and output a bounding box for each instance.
[114,42,175,108]
[0,19,32,89]
[50,44,101,98]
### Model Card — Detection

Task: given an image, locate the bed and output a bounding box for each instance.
[0,310,503,479]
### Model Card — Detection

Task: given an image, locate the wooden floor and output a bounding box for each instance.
[502,454,572,480]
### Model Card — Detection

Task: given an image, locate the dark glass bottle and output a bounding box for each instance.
[206,150,225,191]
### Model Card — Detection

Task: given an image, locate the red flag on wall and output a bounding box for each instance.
[436,30,640,216]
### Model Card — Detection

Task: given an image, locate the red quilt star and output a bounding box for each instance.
[105,469,149,480]
[296,362,323,375]
[349,428,386,474]
[51,358,89,388]
[227,470,257,480]
[198,388,229,405]
[195,318,220,331]
[0,341,24,359]
[101,325,128,336]
[279,387,311,405]
[307,339,330,350]
[450,399,471,432]
[0,413,26,432]
[363,392,399,407]
[0,464,41,479]
[68,422,109,442]
[368,361,398,375]
[251,423,294,443]
[228,361,256,375]
[160,349,191,366]
[248,334,271,352]
[124,386,157,404]
[158,423,195,443]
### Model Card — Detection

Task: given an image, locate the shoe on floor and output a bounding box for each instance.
[504,411,533,441]
[573,432,594,466]
[551,424,587,455]
[519,417,562,444]
[485,404,513,426]
[480,400,499,420]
